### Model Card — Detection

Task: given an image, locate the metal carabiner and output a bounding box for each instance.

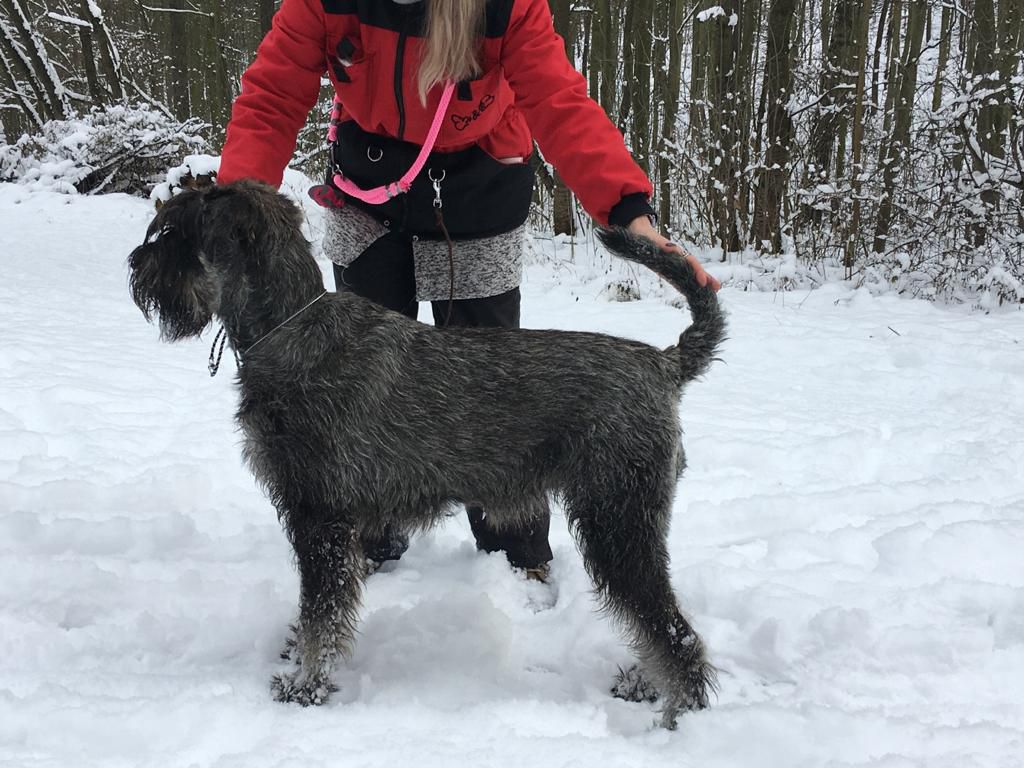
[428,168,446,209]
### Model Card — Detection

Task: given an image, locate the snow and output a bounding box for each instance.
[2,185,1024,767]
[1,106,208,196]
[45,12,91,28]
[697,6,726,22]
[152,154,223,203]
[693,6,737,26]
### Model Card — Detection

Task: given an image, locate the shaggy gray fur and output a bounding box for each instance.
[128,180,727,729]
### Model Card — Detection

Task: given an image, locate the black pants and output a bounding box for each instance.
[333,232,553,569]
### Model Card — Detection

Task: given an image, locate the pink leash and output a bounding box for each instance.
[332,82,455,204]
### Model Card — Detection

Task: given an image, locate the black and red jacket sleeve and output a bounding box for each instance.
[501,0,655,227]
[219,0,655,229]
[218,0,326,186]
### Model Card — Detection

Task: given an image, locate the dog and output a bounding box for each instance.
[128,180,726,728]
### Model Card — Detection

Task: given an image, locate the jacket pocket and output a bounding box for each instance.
[440,66,513,145]
[327,39,378,129]
[331,120,535,240]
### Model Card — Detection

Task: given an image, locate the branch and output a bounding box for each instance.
[139,4,212,17]
[45,11,90,28]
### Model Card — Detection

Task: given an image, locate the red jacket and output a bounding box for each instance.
[219,0,654,228]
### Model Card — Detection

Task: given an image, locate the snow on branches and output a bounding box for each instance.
[0,104,208,195]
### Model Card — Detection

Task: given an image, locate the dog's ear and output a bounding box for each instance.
[198,181,285,264]
[128,190,217,341]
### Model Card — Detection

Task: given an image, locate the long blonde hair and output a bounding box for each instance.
[417,0,486,103]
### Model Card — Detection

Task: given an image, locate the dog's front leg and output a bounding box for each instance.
[272,517,365,706]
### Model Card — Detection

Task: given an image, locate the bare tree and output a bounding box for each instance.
[872,0,925,253]
[752,0,797,252]
[548,0,576,235]
[259,0,276,37]
[657,0,685,227]
[703,1,743,253]
[804,0,860,191]
[0,0,71,120]
[844,0,872,275]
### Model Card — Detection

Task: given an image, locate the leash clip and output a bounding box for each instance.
[429,168,445,209]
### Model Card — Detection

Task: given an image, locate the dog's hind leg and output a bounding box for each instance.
[566,478,716,729]
[272,516,366,706]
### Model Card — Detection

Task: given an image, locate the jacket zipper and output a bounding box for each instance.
[394,21,409,141]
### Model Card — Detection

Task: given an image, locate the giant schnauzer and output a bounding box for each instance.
[128,180,726,728]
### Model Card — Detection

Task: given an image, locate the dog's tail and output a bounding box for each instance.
[596,227,726,384]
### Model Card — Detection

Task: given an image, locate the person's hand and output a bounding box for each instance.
[627,215,721,292]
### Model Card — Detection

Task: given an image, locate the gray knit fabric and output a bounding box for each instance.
[323,203,525,301]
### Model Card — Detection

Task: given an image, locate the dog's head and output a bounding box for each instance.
[128,180,312,341]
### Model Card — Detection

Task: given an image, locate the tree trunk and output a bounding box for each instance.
[76,4,103,104]
[931,2,953,112]
[819,0,832,52]
[211,2,232,132]
[616,0,637,128]
[688,0,707,142]
[993,0,1024,151]
[752,0,797,252]
[705,1,742,254]
[0,36,45,129]
[804,0,859,187]
[872,0,925,253]
[845,0,872,274]
[650,0,667,178]
[593,0,615,114]
[879,0,902,139]
[166,0,190,118]
[626,0,654,169]
[86,0,125,101]
[964,0,1001,246]
[735,0,760,223]
[550,0,576,235]
[869,0,890,111]
[658,0,684,228]
[259,0,277,37]
[1,0,69,119]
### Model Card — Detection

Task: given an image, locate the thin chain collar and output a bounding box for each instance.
[208,291,328,377]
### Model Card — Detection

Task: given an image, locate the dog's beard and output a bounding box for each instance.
[128,237,218,341]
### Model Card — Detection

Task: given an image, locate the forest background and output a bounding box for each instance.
[1,0,1022,303]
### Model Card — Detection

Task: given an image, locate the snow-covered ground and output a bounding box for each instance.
[2,185,1023,768]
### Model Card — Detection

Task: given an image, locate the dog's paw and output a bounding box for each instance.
[611,664,660,704]
[657,660,718,729]
[279,623,303,664]
[270,671,337,706]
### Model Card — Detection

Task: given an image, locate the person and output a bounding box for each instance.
[216,0,721,581]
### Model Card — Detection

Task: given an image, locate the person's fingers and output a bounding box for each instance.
[690,259,710,287]
[653,238,722,292]
[695,261,721,291]
[663,242,709,286]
